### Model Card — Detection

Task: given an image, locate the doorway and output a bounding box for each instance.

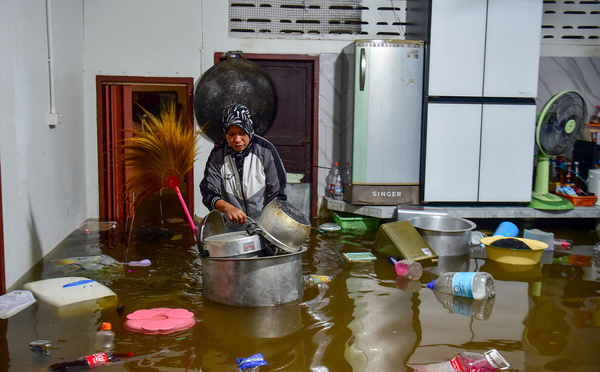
[214,53,319,219]
[96,76,195,228]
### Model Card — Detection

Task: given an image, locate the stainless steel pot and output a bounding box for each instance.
[201,247,306,307]
[250,200,310,253]
[202,231,262,258]
[198,210,263,258]
[408,216,476,256]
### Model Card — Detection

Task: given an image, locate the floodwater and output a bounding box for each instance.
[2,217,600,371]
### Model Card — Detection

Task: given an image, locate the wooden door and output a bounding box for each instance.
[96,76,195,227]
[214,54,319,218]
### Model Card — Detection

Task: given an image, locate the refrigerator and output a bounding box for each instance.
[341,39,425,205]
[420,0,543,203]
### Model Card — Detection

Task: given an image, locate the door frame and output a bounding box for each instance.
[213,53,320,220]
[0,158,4,294]
[96,75,195,222]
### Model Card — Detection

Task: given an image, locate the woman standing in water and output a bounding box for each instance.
[200,103,287,228]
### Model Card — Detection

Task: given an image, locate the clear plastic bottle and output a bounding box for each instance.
[389,257,423,280]
[333,173,343,200]
[590,105,600,124]
[554,238,573,250]
[343,162,352,184]
[328,162,341,198]
[415,349,509,372]
[303,274,333,288]
[426,272,495,300]
[94,322,115,354]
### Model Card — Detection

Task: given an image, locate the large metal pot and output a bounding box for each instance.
[193,50,278,144]
[409,216,476,256]
[201,247,306,307]
[251,200,311,253]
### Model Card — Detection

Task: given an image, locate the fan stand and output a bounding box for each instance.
[528,153,574,210]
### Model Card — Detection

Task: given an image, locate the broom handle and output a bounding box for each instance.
[173,186,197,237]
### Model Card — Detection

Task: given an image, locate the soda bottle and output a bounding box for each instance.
[49,352,133,371]
[415,349,509,372]
[554,238,573,250]
[389,257,423,280]
[328,162,341,198]
[94,322,115,353]
[333,172,343,200]
[303,274,333,288]
[426,272,495,300]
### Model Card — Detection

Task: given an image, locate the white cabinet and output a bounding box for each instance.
[424,103,482,202]
[423,0,542,203]
[424,103,536,202]
[428,0,543,98]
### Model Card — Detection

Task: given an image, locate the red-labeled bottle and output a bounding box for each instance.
[415,349,509,371]
[49,352,133,371]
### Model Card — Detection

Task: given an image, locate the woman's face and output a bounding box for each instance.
[226,125,250,152]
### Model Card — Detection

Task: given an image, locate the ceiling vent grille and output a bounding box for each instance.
[541,0,600,45]
[228,0,407,39]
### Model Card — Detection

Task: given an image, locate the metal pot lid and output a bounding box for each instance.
[320,222,341,232]
[199,210,226,243]
[204,231,255,243]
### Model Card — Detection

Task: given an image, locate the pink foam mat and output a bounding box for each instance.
[124,308,195,334]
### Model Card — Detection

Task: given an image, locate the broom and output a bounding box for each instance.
[121,103,199,236]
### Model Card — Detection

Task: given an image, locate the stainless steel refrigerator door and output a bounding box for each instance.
[352,41,424,184]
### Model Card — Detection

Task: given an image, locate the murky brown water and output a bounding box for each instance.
[3,218,600,371]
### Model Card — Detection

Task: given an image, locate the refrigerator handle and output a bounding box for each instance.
[359,47,366,91]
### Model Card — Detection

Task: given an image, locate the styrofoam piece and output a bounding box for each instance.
[24,277,117,317]
[0,290,36,319]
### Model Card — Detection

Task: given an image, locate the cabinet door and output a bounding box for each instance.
[428,0,487,97]
[483,0,543,97]
[478,104,536,202]
[424,103,482,202]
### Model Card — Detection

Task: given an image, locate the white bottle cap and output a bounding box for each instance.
[485,349,510,370]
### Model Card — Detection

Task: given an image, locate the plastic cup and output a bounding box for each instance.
[493,221,518,237]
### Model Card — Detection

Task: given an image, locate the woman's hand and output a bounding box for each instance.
[216,200,247,224]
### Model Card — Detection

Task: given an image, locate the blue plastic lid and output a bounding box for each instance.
[426,280,435,290]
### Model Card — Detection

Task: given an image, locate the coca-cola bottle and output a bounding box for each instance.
[414,349,509,371]
[49,352,133,371]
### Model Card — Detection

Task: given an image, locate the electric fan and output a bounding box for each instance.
[529,90,587,210]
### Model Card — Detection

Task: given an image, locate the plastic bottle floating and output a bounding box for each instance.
[125,308,195,334]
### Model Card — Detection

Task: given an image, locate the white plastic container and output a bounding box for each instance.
[587,169,600,205]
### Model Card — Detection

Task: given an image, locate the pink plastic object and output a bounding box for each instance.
[124,308,195,334]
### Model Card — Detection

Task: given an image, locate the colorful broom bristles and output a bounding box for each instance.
[121,103,199,203]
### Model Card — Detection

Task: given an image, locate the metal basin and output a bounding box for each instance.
[201,247,306,307]
[252,200,311,253]
[409,216,476,256]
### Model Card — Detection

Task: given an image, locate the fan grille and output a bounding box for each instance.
[538,91,587,156]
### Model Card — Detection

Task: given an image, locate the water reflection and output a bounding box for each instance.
[2,222,600,371]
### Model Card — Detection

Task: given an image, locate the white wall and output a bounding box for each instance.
[0,0,85,289]
[82,0,350,220]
